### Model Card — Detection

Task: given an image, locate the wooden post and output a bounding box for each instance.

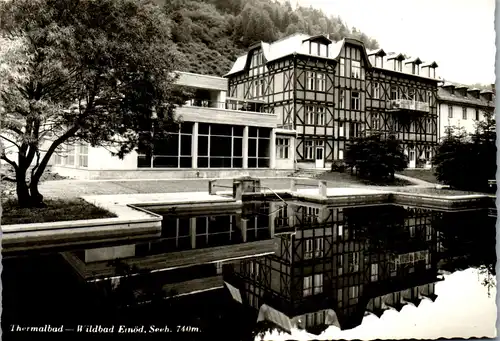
[209,180,216,195]
[290,179,297,192]
[319,180,327,198]
[234,182,243,201]
[240,218,248,243]
[190,217,196,249]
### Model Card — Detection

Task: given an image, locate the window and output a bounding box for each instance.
[339,90,345,109]
[425,147,432,160]
[347,252,360,273]
[370,264,378,282]
[78,143,88,168]
[373,82,380,99]
[303,276,312,296]
[276,138,290,159]
[340,58,345,77]
[339,122,344,137]
[247,127,271,168]
[412,64,419,75]
[317,73,326,92]
[254,79,265,97]
[310,42,318,56]
[319,43,327,57]
[316,107,325,126]
[304,274,323,296]
[462,107,467,120]
[305,106,315,125]
[336,254,344,275]
[430,68,435,78]
[475,109,480,120]
[307,71,315,90]
[427,91,432,105]
[448,105,453,118]
[391,87,398,100]
[306,72,325,91]
[372,113,380,130]
[313,274,323,294]
[67,144,75,166]
[338,149,344,160]
[304,140,314,159]
[396,60,402,72]
[351,60,361,79]
[304,238,324,259]
[348,285,360,304]
[351,91,360,110]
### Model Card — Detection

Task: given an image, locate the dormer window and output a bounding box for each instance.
[375,56,383,67]
[395,60,402,72]
[412,64,419,75]
[308,38,329,57]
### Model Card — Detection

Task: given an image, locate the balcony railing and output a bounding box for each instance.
[277,123,294,130]
[184,97,266,113]
[389,99,430,113]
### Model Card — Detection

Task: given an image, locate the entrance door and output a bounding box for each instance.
[315,141,325,168]
[408,147,416,168]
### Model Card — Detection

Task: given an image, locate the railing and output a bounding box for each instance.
[389,99,430,113]
[277,123,294,130]
[184,98,266,113]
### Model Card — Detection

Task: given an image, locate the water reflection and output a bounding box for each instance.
[1,201,496,340]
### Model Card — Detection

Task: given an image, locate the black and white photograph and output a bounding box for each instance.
[0,0,496,340]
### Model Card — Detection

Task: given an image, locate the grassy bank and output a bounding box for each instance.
[1,198,116,225]
[398,169,440,184]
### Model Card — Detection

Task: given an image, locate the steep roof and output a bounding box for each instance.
[224,34,369,77]
[438,85,495,108]
[225,34,439,81]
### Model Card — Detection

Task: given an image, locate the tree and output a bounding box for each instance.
[433,113,496,191]
[344,133,408,181]
[0,0,191,207]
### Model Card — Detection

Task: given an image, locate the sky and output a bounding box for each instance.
[295,0,496,86]
[258,268,497,340]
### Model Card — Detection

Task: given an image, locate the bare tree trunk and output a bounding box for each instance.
[29,176,45,208]
[15,167,32,208]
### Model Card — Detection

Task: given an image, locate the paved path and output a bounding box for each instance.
[38,178,309,199]
[37,174,436,199]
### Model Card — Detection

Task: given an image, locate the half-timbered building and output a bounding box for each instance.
[225,33,441,170]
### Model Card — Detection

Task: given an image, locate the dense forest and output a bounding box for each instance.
[157,0,380,76]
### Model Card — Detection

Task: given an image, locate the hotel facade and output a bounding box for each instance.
[44,33,493,180]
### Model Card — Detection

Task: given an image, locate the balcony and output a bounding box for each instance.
[388,99,430,113]
[176,97,277,128]
[185,97,265,113]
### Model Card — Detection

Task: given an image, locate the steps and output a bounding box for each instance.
[290,168,329,179]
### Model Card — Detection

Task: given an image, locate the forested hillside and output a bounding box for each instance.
[159,0,379,76]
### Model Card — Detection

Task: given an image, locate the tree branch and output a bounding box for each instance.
[32,125,79,182]
[1,153,18,171]
[0,135,21,149]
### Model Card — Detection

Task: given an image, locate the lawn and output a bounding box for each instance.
[315,171,412,187]
[398,169,440,184]
[1,198,117,225]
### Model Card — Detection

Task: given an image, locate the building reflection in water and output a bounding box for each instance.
[53,200,494,338]
[224,202,445,335]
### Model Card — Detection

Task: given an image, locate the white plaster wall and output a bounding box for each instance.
[88,145,138,170]
[84,244,136,263]
[439,103,484,140]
